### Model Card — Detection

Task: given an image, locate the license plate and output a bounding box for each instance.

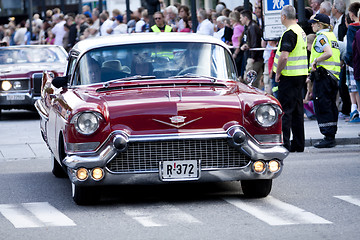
[160,160,200,181]
[6,95,25,100]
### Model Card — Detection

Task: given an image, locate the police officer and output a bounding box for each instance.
[273,5,308,152]
[309,14,340,148]
[149,12,172,32]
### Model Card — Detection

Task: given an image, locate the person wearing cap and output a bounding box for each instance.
[113,15,127,34]
[149,12,172,32]
[273,5,308,152]
[308,13,341,148]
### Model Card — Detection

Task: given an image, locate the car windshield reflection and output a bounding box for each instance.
[0,46,67,64]
[76,42,237,85]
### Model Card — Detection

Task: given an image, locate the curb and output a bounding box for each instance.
[305,137,360,147]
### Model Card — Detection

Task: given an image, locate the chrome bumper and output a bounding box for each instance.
[63,128,289,185]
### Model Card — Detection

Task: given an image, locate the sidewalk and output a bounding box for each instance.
[304,117,360,147]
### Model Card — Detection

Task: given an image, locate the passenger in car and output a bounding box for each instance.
[88,58,102,83]
[101,59,130,81]
[131,55,154,76]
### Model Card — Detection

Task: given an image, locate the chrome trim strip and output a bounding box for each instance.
[34,100,49,121]
[128,132,229,142]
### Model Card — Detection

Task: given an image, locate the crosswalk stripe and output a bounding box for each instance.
[22,202,76,227]
[223,196,332,226]
[0,204,43,228]
[123,203,201,227]
[0,202,76,228]
[334,195,360,207]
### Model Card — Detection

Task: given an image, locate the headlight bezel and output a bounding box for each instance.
[251,104,282,128]
[71,111,103,135]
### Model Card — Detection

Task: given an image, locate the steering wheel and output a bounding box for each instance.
[176,66,205,76]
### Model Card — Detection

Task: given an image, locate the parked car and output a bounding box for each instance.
[35,33,288,205]
[0,45,67,115]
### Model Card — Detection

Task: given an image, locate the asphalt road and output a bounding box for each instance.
[0,110,360,239]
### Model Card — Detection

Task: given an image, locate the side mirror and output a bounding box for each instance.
[52,76,69,88]
[245,70,257,86]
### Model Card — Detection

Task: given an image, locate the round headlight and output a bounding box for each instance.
[74,112,101,135]
[254,104,278,127]
[13,81,22,90]
[1,81,12,91]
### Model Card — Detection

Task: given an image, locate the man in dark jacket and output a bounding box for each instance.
[344,2,360,67]
[332,0,347,41]
[65,14,77,51]
[240,10,263,88]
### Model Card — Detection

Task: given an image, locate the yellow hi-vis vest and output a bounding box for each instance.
[151,25,172,32]
[309,31,341,79]
[273,24,308,76]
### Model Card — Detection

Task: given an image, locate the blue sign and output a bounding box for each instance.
[266,0,290,12]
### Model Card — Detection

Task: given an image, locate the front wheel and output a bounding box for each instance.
[241,179,272,198]
[72,183,101,205]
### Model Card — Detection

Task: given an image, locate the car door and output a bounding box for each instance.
[47,54,78,159]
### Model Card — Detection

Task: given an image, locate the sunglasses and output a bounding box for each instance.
[154,17,162,20]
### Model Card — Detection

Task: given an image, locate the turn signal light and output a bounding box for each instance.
[268,160,281,173]
[76,168,89,181]
[253,161,265,173]
[91,168,104,181]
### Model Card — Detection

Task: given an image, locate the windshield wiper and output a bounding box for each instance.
[173,73,217,82]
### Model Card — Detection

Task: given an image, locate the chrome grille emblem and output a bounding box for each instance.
[153,116,202,128]
[170,116,186,124]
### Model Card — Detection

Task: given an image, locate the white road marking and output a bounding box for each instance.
[0,204,42,228]
[334,195,360,207]
[123,203,201,227]
[23,202,76,227]
[224,196,332,226]
[0,202,76,228]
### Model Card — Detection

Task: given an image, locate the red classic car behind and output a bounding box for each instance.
[0,45,67,115]
[35,33,288,205]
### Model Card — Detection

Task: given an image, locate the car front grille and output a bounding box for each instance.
[106,138,251,173]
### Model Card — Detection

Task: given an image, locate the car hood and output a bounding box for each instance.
[102,87,242,134]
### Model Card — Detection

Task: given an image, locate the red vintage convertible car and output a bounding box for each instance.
[35,33,288,204]
[0,45,67,115]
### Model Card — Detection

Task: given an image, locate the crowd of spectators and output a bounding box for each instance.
[0,0,360,124]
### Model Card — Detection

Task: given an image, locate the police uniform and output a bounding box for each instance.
[273,24,308,152]
[309,29,340,147]
[150,25,172,32]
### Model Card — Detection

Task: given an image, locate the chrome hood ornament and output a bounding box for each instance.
[153,116,202,128]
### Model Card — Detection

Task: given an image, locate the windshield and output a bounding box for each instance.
[0,46,67,64]
[75,42,237,85]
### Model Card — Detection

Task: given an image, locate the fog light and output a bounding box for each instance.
[2,81,12,91]
[268,160,281,173]
[91,168,104,181]
[76,168,89,181]
[253,161,266,173]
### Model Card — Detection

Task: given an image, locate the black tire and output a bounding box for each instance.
[51,154,67,178]
[71,183,101,205]
[241,179,272,198]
